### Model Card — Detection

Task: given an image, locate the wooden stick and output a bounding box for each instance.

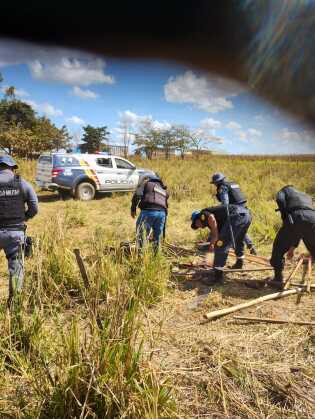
[203,288,301,321]
[73,248,90,289]
[221,267,274,272]
[291,282,315,289]
[233,316,315,326]
[283,255,304,290]
[229,249,270,264]
[307,257,312,293]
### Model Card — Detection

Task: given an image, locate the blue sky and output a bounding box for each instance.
[0,39,314,154]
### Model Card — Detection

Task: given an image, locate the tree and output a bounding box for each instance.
[118,119,133,157]
[0,96,36,130]
[79,125,110,153]
[171,124,192,159]
[133,119,160,159]
[157,128,177,159]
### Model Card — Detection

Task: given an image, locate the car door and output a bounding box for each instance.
[94,157,119,190]
[114,157,139,190]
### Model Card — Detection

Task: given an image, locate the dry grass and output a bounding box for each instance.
[0,155,314,418]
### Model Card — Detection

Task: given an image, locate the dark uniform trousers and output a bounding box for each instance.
[270,209,315,270]
[214,207,252,268]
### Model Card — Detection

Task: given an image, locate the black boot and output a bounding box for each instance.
[201,268,224,286]
[268,270,284,290]
[214,268,224,284]
[231,258,244,269]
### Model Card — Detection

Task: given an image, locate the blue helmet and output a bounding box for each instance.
[210,172,225,184]
[0,155,18,169]
[191,210,201,229]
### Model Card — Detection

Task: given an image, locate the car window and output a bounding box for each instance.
[115,158,134,170]
[96,158,113,168]
[53,155,80,167]
[39,156,52,164]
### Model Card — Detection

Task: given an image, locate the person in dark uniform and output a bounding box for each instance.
[131,174,169,253]
[269,185,315,290]
[0,155,38,305]
[191,204,252,284]
[210,172,257,264]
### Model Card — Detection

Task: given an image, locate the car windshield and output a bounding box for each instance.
[53,155,80,167]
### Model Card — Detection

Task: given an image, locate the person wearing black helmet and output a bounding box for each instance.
[0,155,38,306]
[191,204,252,284]
[131,174,169,252]
[269,185,315,290]
[210,172,257,265]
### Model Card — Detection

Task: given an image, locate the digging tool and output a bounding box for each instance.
[226,205,236,250]
[283,255,305,290]
[307,256,312,293]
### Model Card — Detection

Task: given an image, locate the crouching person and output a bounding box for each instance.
[131,175,169,253]
[0,155,38,307]
[191,204,252,284]
[269,185,315,290]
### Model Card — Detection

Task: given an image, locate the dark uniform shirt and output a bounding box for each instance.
[0,169,38,224]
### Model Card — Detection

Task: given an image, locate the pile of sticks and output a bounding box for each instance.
[203,255,314,323]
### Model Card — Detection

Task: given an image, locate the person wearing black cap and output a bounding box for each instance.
[191,204,252,284]
[210,172,257,264]
[131,174,169,252]
[0,155,38,306]
[269,185,315,290]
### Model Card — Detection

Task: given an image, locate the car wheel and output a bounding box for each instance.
[75,182,96,201]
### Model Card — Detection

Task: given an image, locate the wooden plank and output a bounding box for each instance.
[203,288,301,321]
[233,316,315,326]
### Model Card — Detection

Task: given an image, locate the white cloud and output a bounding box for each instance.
[279,128,314,144]
[26,100,63,117]
[248,128,262,136]
[71,86,99,99]
[200,117,221,132]
[0,85,29,97]
[66,116,85,125]
[0,39,114,86]
[29,57,114,86]
[226,121,242,130]
[164,70,244,113]
[238,131,248,143]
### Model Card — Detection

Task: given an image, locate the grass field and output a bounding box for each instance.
[0,155,314,418]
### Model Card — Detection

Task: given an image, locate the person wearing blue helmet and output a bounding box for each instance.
[131,174,169,253]
[0,155,38,306]
[191,204,252,284]
[210,172,257,264]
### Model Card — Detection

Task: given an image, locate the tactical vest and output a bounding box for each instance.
[216,181,246,205]
[276,186,314,213]
[140,180,168,210]
[0,175,25,226]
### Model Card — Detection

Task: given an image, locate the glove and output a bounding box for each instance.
[131,210,136,219]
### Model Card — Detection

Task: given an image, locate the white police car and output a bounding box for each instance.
[35,153,156,200]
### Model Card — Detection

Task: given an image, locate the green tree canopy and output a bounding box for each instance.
[79,125,110,153]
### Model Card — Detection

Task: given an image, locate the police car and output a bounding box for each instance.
[35,153,156,200]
